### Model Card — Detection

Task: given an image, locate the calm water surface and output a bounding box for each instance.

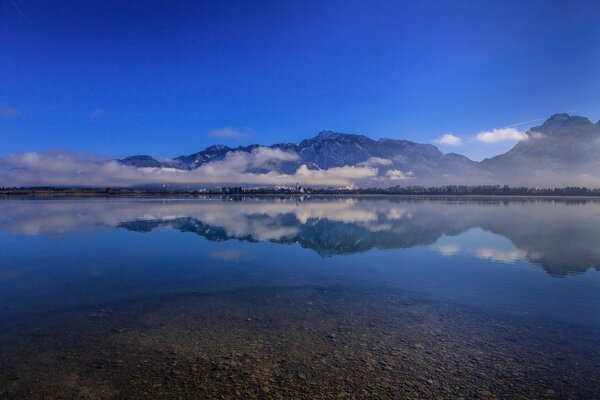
[1,196,599,399]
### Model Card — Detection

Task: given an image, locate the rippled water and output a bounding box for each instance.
[1,196,599,399]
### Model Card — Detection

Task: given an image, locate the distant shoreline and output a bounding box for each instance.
[3,187,600,199]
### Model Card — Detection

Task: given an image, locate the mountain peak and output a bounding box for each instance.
[315,130,345,140]
[120,155,162,168]
[205,144,230,152]
[546,113,570,121]
[537,113,593,132]
[310,130,373,144]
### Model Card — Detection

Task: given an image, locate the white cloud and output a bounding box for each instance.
[357,157,393,167]
[435,134,462,146]
[475,127,527,144]
[529,131,544,139]
[385,169,413,181]
[208,127,250,139]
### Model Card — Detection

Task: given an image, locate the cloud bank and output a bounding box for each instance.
[0,148,413,188]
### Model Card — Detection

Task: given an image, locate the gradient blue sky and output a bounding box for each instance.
[1,0,599,160]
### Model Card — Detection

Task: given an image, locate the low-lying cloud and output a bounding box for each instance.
[0,148,413,188]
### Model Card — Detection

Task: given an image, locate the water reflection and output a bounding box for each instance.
[2,196,600,399]
[2,196,600,276]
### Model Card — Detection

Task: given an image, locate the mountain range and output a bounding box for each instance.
[120,113,600,187]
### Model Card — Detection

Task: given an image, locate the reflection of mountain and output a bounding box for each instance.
[112,197,600,276]
[474,208,600,276]
[120,214,464,257]
[121,218,250,243]
[2,197,600,276]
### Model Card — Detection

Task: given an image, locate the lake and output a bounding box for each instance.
[1,196,599,399]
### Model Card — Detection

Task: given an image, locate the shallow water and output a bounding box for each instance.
[1,196,599,399]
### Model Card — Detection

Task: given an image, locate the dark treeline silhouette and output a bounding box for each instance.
[3,185,600,197]
[355,185,600,196]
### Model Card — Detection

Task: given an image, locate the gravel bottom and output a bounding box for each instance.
[1,286,599,399]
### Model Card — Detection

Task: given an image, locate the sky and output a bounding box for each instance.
[1,0,599,161]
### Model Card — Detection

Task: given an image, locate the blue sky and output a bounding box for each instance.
[1,0,599,160]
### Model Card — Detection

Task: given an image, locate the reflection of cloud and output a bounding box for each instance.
[0,198,379,237]
[209,250,245,262]
[476,127,527,144]
[362,222,392,232]
[436,244,460,256]
[386,208,409,220]
[475,247,525,263]
[2,197,600,275]
[244,223,299,241]
[294,202,377,224]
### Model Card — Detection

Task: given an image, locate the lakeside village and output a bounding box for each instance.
[3,184,600,197]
